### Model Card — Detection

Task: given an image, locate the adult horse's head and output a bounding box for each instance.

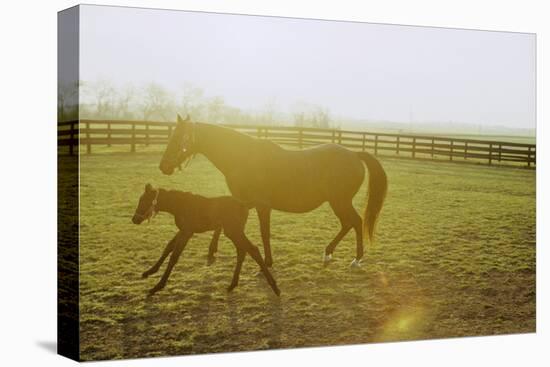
[159,114,195,175]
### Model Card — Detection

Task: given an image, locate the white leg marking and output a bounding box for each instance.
[350,258,363,268]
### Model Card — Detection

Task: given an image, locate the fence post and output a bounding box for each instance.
[450,140,454,161]
[431,138,435,159]
[145,124,150,147]
[528,146,532,168]
[131,124,136,153]
[331,130,335,143]
[498,144,502,163]
[374,135,378,155]
[106,122,111,147]
[298,128,303,149]
[338,131,342,145]
[69,121,74,155]
[396,136,400,155]
[488,143,493,165]
[362,133,366,152]
[86,121,91,154]
[464,142,468,160]
[412,137,416,159]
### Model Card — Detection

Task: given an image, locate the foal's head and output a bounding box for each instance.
[132,183,159,224]
[159,114,196,175]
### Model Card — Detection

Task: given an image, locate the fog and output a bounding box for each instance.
[79,5,535,129]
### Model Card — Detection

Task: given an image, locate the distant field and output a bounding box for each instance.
[346,125,535,145]
[438,134,535,145]
[76,150,535,361]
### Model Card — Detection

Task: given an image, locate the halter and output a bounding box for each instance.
[134,189,160,223]
[177,123,197,170]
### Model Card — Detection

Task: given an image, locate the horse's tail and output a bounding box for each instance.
[357,151,388,245]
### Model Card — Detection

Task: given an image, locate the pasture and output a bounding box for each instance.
[76,149,535,361]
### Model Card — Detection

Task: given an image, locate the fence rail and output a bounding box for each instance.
[58,119,536,168]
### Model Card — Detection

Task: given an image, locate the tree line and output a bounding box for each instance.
[58,79,334,128]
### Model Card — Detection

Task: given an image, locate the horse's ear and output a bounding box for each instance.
[145,183,152,192]
[177,114,184,123]
[184,114,190,122]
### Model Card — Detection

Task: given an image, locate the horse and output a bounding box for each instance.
[159,114,388,268]
[131,183,280,296]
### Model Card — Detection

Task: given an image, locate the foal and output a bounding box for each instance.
[132,184,280,296]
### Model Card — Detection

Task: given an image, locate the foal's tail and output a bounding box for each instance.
[357,152,388,245]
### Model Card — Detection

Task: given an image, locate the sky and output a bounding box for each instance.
[79,5,536,129]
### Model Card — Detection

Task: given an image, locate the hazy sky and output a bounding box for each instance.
[80,5,535,128]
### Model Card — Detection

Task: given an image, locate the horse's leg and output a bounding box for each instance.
[207,227,222,265]
[227,246,246,292]
[142,232,178,278]
[226,230,280,296]
[257,207,273,267]
[348,207,364,267]
[324,201,355,264]
[148,231,192,296]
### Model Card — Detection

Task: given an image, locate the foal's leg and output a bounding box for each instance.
[206,227,222,265]
[227,246,246,292]
[142,233,178,278]
[257,207,273,267]
[148,231,192,296]
[226,231,280,296]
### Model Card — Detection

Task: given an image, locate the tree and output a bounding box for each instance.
[115,83,136,119]
[58,80,79,121]
[138,82,174,121]
[206,96,225,123]
[291,102,332,128]
[179,83,205,121]
[88,79,116,118]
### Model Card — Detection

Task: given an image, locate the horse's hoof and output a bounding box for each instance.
[273,287,281,297]
[227,285,236,292]
[142,271,151,279]
[323,253,333,265]
[207,256,216,266]
[148,284,164,296]
[350,258,363,268]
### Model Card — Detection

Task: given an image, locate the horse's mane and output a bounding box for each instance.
[197,122,283,155]
[197,123,255,144]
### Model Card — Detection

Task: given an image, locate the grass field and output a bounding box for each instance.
[76,149,535,361]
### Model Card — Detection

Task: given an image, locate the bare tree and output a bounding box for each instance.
[58,80,79,121]
[291,102,331,128]
[259,97,280,125]
[179,83,205,120]
[116,83,136,119]
[89,79,116,118]
[206,96,225,123]
[139,82,174,121]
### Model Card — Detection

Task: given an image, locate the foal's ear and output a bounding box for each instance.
[145,183,153,192]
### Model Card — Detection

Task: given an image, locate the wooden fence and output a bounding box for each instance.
[58,119,536,168]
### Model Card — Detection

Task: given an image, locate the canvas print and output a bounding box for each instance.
[57,5,536,361]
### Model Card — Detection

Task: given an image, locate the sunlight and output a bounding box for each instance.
[378,306,426,341]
